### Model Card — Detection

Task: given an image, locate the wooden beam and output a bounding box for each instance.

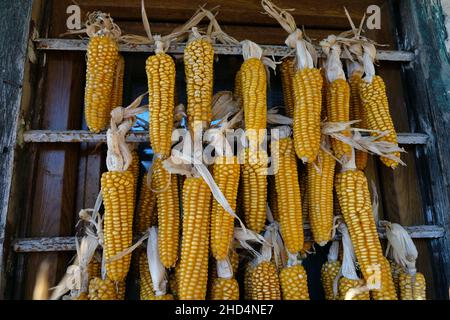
[393,0,450,299]
[22,130,429,145]
[34,39,416,62]
[0,0,33,299]
[12,225,446,253]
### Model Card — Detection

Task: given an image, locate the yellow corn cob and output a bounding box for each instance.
[234,69,243,102]
[211,156,240,260]
[178,177,211,300]
[349,73,368,170]
[292,68,323,163]
[244,263,254,300]
[241,148,268,233]
[338,278,370,300]
[326,79,352,162]
[151,294,174,300]
[307,148,336,246]
[389,259,403,295]
[184,38,214,129]
[147,53,176,158]
[88,277,118,300]
[211,278,240,300]
[268,175,279,221]
[111,55,124,109]
[280,58,295,118]
[320,67,328,120]
[129,149,140,192]
[399,272,426,300]
[272,137,304,253]
[102,171,135,281]
[299,165,309,223]
[87,259,101,281]
[241,58,267,137]
[371,257,400,300]
[251,261,281,300]
[279,265,310,300]
[359,75,400,168]
[116,281,126,300]
[85,35,119,133]
[335,170,397,300]
[321,260,341,300]
[135,172,158,234]
[138,251,155,300]
[153,157,180,268]
[230,249,239,275]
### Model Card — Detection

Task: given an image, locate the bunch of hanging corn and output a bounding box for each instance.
[178,177,212,300]
[307,145,336,246]
[84,13,121,133]
[184,31,214,131]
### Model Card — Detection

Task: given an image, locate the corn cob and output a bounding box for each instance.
[338,278,370,300]
[116,281,126,300]
[399,272,426,300]
[135,172,158,234]
[241,148,268,233]
[320,67,328,120]
[326,79,352,162]
[178,177,211,300]
[280,58,295,118]
[153,157,180,268]
[335,169,397,299]
[279,265,310,300]
[359,75,400,168]
[85,35,119,133]
[111,55,124,109]
[307,148,336,246]
[234,69,243,102]
[184,38,214,130]
[88,277,118,300]
[87,259,101,282]
[211,278,240,300]
[102,171,135,281]
[292,68,323,163]
[129,149,140,192]
[349,72,368,170]
[147,52,176,158]
[230,249,239,275]
[139,251,155,300]
[272,137,304,253]
[244,263,254,300]
[251,261,281,300]
[389,259,403,295]
[211,156,240,260]
[321,260,341,300]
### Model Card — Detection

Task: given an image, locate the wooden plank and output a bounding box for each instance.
[34,39,416,62]
[393,0,450,300]
[0,0,33,299]
[12,225,446,252]
[22,130,429,145]
[74,0,383,29]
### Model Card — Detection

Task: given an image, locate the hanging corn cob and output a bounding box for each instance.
[359,43,400,169]
[83,12,121,133]
[244,262,254,300]
[267,175,279,221]
[111,55,125,109]
[262,0,322,163]
[321,241,341,300]
[129,147,140,192]
[139,251,155,300]
[335,153,397,300]
[102,95,147,282]
[389,259,403,295]
[234,69,243,103]
[382,221,426,300]
[271,127,304,254]
[135,170,158,234]
[307,140,336,246]
[280,57,295,118]
[88,277,118,300]
[279,259,310,300]
[210,258,240,300]
[337,223,370,300]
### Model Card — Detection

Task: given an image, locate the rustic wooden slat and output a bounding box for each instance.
[22,130,429,145]
[12,225,446,253]
[34,39,416,62]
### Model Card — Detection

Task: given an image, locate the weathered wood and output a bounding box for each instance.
[34,39,416,62]
[393,0,450,300]
[0,0,33,299]
[22,130,429,145]
[12,225,446,253]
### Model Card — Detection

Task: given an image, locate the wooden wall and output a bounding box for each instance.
[4,0,441,299]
